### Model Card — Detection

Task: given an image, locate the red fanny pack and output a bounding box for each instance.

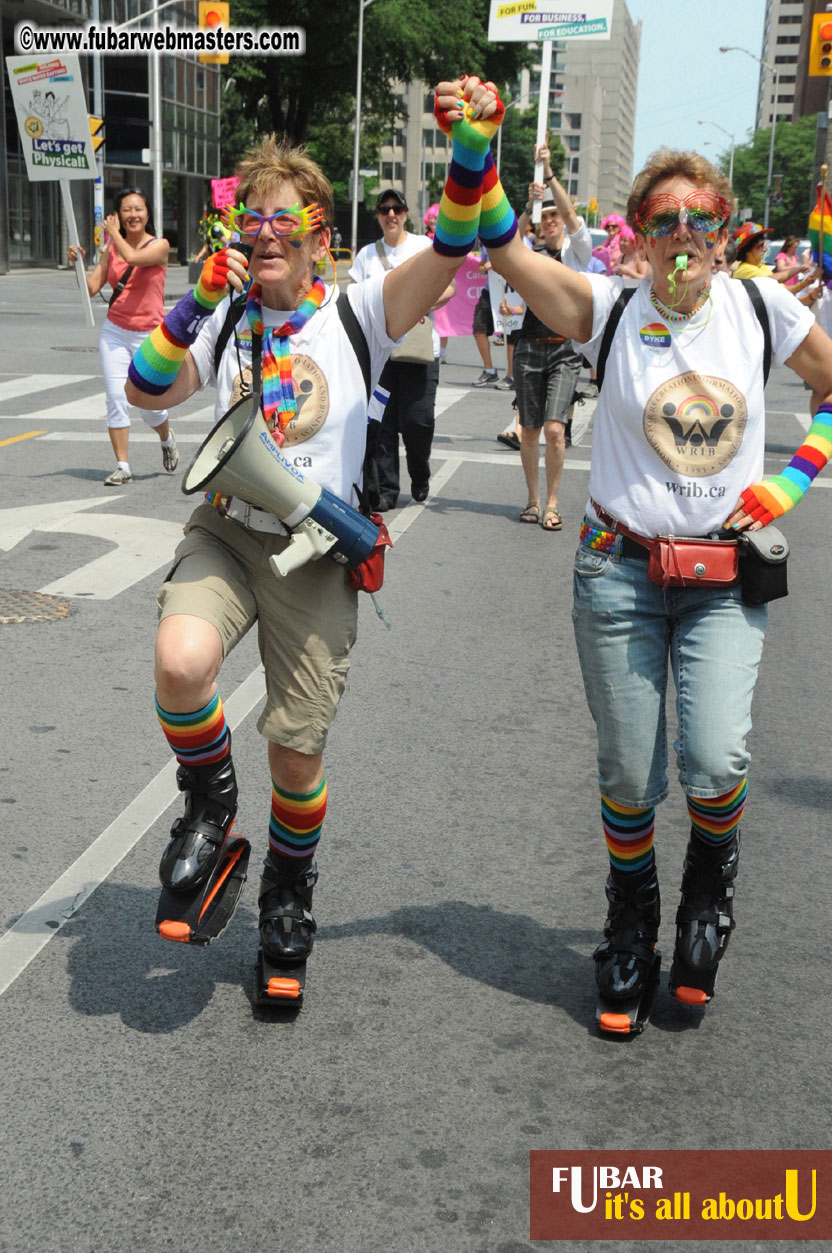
[644,534,739,589]
[347,514,393,593]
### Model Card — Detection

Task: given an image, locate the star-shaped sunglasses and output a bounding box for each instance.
[633,190,730,237]
[221,201,325,239]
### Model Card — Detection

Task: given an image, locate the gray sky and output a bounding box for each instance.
[629,0,765,174]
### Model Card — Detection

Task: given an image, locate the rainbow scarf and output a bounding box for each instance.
[246,278,326,434]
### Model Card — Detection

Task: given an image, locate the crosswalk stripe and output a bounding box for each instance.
[0,374,97,404]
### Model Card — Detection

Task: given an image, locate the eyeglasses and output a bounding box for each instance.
[221,201,324,238]
[378,204,405,216]
[633,190,730,237]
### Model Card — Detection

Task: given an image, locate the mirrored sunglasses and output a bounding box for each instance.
[221,201,324,238]
[633,190,730,237]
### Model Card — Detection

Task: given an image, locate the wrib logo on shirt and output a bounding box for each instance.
[643,372,747,477]
[229,354,329,445]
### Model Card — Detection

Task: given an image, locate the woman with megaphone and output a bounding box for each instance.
[125,108,503,998]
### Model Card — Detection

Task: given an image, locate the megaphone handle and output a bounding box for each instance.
[269,519,338,577]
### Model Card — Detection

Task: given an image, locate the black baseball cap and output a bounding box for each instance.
[375,188,408,212]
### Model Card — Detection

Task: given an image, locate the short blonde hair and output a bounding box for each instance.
[627,149,735,228]
[234,134,334,227]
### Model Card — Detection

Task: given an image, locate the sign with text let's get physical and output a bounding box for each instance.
[6,54,96,181]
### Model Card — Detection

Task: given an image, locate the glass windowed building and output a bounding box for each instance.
[0,0,220,270]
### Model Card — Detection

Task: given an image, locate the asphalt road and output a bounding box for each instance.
[0,267,830,1252]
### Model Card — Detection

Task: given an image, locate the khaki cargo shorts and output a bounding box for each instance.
[157,503,358,755]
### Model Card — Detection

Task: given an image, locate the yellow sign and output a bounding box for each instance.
[88,116,104,152]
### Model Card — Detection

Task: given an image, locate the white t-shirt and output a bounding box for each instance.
[190,277,396,508]
[560,217,593,272]
[578,271,814,536]
[349,233,439,356]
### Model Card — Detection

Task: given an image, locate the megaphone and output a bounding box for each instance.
[183,394,379,578]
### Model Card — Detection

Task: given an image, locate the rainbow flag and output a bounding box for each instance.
[809,187,832,279]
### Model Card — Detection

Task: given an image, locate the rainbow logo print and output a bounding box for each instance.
[640,322,671,349]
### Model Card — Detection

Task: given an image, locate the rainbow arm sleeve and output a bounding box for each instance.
[432,88,510,258]
[738,405,832,525]
[127,250,232,397]
[478,150,519,250]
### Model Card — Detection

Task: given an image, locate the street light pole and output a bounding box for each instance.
[719,44,777,226]
[350,0,375,258]
[697,119,735,185]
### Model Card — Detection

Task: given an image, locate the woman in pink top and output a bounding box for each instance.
[68,188,177,486]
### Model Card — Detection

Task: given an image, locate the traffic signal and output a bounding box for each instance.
[198,0,230,64]
[88,116,104,153]
[809,12,832,76]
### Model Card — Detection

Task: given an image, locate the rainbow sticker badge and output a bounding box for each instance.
[640,322,672,349]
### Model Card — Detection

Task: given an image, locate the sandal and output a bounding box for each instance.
[519,502,541,524]
[541,507,563,531]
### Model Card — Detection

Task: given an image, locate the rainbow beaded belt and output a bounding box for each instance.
[579,521,649,561]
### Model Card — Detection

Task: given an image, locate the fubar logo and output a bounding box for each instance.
[643,371,747,477]
[530,1151,831,1241]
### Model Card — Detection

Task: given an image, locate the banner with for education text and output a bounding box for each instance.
[6,53,96,181]
[488,0,613,43]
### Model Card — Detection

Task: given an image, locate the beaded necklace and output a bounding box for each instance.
[649,285,711,324]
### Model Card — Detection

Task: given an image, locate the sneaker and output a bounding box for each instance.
[161,431,179,473]
[104,466,132,486]
[584,379,599,397]
[495,375,515,391]
[473,370,498,387]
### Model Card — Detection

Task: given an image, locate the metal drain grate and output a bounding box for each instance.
[0,589,73,624]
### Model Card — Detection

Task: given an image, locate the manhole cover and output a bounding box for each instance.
[0,589,73,624]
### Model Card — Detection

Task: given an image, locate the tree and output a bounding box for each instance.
[220,0,533,153]
[727,114,818,235]
[496,106,565,214]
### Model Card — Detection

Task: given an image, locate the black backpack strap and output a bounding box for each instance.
[595,286,636,393]
[739,279,772,386]
[108,264,134,307]
[336,289,372,404]
[213,290,249,374]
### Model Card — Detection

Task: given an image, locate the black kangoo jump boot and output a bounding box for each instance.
[594,864,661,1036]
[159,753,239,893]
[670,831,740,1007]
[258,856,318,966]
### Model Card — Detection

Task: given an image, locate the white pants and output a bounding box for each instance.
[99,318,168,430]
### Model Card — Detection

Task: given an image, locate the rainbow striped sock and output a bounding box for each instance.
[155,691,230,768]
[687,780,747,848]
[738,405,832,526]
[602,795,656,874]
[269,777,327,860]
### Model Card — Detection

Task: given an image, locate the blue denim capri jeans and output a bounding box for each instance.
[571,530,768,808]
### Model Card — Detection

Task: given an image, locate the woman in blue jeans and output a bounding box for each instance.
[432,79,832,1033]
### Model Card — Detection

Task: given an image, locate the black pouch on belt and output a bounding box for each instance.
[738,525,789,606]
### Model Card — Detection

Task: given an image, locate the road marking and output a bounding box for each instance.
[0,430,45,448]
[38,513,184,599]
[0,374,96,404]
[0,668,266,999]
[0,496,182,599]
